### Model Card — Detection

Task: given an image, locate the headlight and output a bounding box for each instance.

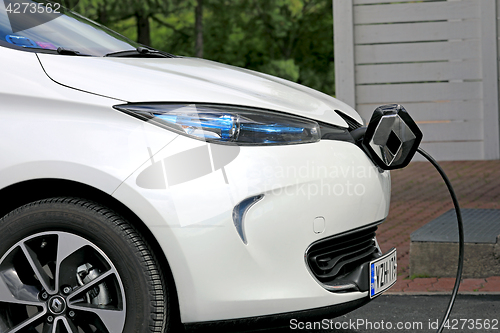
[113,103,321,145]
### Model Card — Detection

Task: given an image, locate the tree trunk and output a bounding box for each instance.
[136,12,151,46]
[97,4,108,26]
[195,0,203,58]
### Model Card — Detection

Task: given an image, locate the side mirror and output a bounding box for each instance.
[362,104,422,170]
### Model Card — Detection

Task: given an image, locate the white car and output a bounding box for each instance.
[0,2,421,332]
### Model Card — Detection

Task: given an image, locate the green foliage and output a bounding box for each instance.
[75,0,335,96]
[260,59,300,82]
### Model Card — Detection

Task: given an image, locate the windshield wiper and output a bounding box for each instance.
[105,47,175,58]
[57,47,90,56]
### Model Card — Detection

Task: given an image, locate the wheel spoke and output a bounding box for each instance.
[54,232,92,290]
[20,243,54,294]
[54,317,79,333]
[0,267,43,305]
[4,308,47,333]
[68,305,125,333]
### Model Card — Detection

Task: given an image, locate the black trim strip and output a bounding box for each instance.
[183,297,371,333]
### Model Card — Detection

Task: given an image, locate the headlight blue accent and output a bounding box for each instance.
[114,103,321,146]
[240,123,305,134]
[155,113,237,141]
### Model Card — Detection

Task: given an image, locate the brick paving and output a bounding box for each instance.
[377,160,500,293]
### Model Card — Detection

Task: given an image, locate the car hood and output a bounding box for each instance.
[37,54,362,127]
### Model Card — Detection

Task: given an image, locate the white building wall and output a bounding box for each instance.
[334,0,500,160]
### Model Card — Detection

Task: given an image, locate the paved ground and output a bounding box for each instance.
[377,160,500,293]
[266,295,500,332]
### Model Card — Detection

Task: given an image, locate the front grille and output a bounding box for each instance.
[306,225,382,291]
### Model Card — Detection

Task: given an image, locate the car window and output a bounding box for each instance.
[0,0,141,56]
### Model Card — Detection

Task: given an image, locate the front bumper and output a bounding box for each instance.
[184,297,371,332]
[113,136,391,323]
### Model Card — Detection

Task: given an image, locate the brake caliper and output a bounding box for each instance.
[76,263,111,306]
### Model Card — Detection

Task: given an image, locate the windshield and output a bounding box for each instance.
[0,0,142,56]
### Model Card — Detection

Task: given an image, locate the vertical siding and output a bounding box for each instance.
[334,0,500,161]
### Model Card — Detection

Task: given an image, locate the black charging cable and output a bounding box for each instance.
[417,148,464,333]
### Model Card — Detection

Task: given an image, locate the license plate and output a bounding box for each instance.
[370,248,397,298]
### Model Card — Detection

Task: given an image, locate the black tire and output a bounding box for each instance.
[0,197,170,333]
